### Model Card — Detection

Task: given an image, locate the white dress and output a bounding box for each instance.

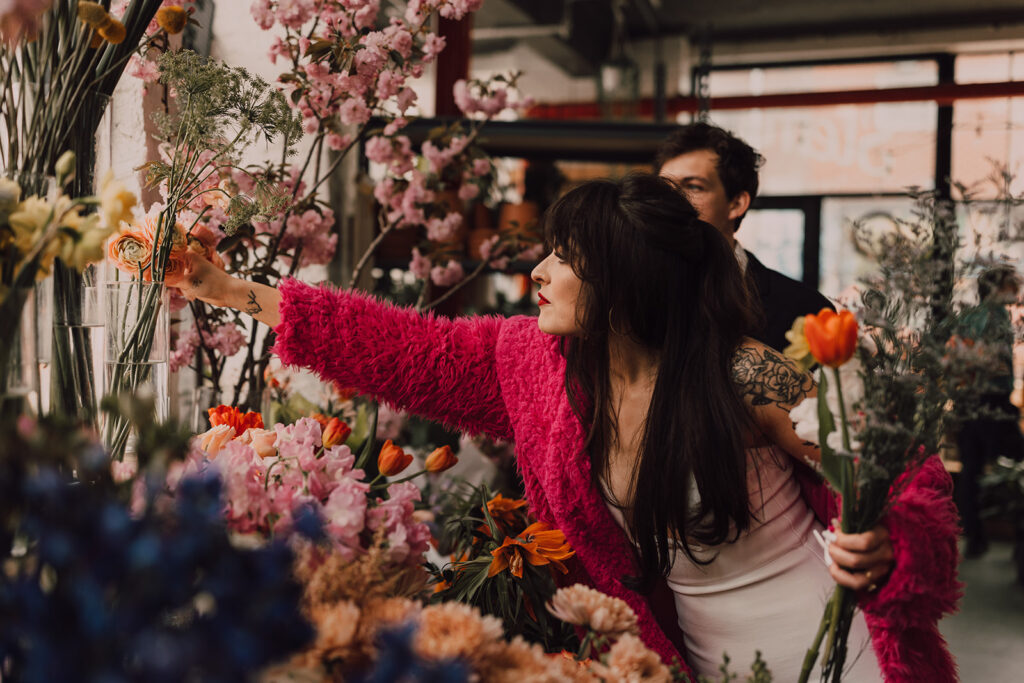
[607,449,883,682]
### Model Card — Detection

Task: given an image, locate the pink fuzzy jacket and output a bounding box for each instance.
[273,279,962,682]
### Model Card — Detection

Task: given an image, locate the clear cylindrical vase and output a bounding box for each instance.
[0,287,40,419]
[103,280,169,460]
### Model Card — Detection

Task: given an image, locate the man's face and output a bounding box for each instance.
[658,148,749,248]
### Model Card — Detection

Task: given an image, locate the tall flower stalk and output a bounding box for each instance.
[104,49,299,459]
[790,190,1016,682]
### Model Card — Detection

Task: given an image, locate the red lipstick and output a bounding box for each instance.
[538,293,551,305]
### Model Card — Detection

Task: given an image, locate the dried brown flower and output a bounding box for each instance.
[547,584,639,637]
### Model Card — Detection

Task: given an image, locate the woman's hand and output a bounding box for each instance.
[166,249,232,307]
[827,524,894,593]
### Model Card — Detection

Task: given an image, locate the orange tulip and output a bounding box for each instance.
[378,440,413,476]
[322,418,352,448]
[156,6,189,34]
[424,445,458,473]
[803,308,858,368]
[208,405,264,437]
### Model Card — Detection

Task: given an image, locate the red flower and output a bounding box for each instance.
[804,309,858,368]
[208,405,264,437]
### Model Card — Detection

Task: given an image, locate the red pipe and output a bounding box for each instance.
[526,80,1024,120]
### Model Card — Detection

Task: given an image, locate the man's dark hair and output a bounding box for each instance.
[654,122,764,227]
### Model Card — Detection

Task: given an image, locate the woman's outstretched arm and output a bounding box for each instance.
[172,252,282,327]
[168,252,514,440]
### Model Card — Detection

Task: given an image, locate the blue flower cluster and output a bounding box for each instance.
[354,624,469,683]
[0,420,314,682]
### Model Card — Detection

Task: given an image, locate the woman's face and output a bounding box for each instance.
[531,250,585,336]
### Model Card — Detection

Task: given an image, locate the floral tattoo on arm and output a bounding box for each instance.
[245,289,263,316]
[731,345,815,407]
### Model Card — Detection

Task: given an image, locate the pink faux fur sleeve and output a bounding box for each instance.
[860,455,962,682]
[272,279,513,441]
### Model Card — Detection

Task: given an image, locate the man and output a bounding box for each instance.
[655,122,833,352]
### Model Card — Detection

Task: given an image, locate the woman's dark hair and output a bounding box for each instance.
[543,173,759,591]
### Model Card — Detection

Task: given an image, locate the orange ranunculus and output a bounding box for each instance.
[484,493,528,530]
[107,229,153,275]
[156,6,189,34]
[486,521,575,578]
[378,440,413,476]
[424,445,458,473]
[322,417,352,448]
[208,404,264,437]
[803,308,858,368]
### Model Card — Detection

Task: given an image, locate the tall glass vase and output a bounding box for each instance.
[0,287,39,420]
[103,280,169,461]
[51,90,111,422]
[48,275,104,429]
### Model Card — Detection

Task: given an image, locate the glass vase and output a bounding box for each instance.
[47,275,104,429]
[0,287,40,420]
[102,280,169,460]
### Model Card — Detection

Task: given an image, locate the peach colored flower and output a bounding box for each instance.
[412,602,503,666]
[107,229,152,275]
[198,423,234,456]
[237,427,277,458]
[591,634,671,682]
[356,597,421,644]
[547,584,639,637]
[424,445,458,473]
[308,600,361,657]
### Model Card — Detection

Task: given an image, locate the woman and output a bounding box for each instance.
[173,174,959,681]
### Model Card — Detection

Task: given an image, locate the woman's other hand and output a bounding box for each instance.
[827,524,894,593]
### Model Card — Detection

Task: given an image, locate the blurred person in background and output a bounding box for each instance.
[655,122,834,352]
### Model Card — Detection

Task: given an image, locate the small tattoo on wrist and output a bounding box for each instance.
[245,289,263,315]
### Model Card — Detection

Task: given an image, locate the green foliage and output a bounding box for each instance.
[428,481,578,652]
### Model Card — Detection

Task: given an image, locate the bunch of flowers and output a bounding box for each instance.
[180,405,458,571]
[0,409,314,681]
[785,190,1012,682]
[429,484,578,651]
[0,158,136,410]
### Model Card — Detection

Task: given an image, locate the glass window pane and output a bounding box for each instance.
[954,53,1024,84]
[707,102,936,195]
[819,197,917,297]
[708,60,938,97]
[737,209,805,281]
[952,97,1024,199]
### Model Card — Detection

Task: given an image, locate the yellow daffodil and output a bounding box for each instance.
[98,170,137,229]
[8,196,53,253]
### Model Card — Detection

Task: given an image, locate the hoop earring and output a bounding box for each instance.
[608,307,626,337]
